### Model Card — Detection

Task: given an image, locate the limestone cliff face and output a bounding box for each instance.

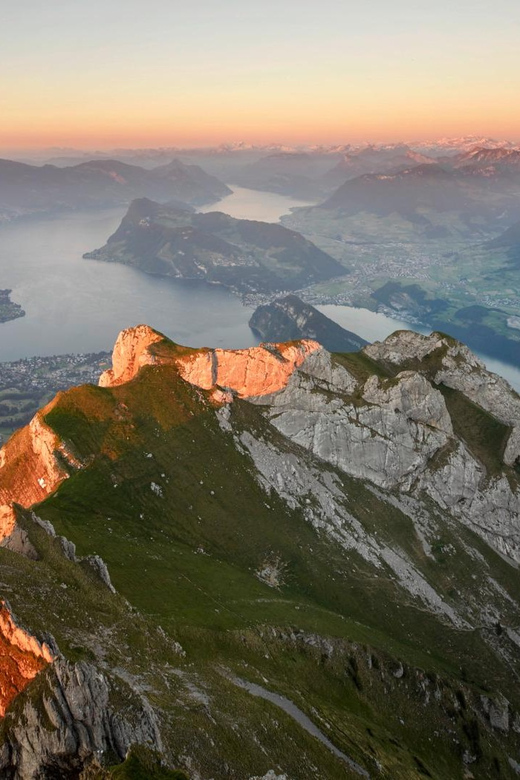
[0,403,83,544]
[0,658,161,779]
[0,603,53,718]
[98,323,321,399]
[99,324,164,387]
[241,335,520,561]
[365,330,520,466]
[254,358,454,490]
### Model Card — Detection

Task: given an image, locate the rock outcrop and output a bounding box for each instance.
[0,603,54,718]
[99,324,321,399]
[0,659,161,779]
[99,324,164,387]
[365,330,520,466]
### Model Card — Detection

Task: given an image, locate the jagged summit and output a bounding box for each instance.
[98,323,320,396]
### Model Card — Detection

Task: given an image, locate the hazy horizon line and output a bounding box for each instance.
[2,134,520,157]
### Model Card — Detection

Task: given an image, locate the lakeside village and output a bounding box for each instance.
[0,351,110,444]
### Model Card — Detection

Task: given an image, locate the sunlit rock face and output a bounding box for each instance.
[176,341,320,398]
[0,603,53,717]
[98,323,321,399]
[99,324,164,387]
[0,401,83,543]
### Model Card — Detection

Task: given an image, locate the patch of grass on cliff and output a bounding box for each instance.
[437,384,512,477]
[332,350,392,382]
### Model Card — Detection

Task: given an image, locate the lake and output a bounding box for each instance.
[0,187,314,362]
[0,208,261,361]
[198,185,313,222]
[1,187,520,391]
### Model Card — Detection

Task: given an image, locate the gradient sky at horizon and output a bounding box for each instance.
[2,0,520,150]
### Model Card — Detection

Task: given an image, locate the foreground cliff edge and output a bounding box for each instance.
[1,325,520,777]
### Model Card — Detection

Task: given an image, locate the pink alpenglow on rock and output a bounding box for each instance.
[98,324,321,399]
[0,603,54,717]
[99,324,164,387]
[176,341,320,398]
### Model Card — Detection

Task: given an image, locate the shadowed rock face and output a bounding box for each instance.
[365,330,520,466]
[0,657,161,777]
[249,294,368,353]
[0,604,53,717]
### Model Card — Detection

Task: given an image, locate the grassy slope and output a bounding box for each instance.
[2,352,520,776]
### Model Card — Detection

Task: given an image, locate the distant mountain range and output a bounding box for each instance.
[280,154,520,241]
[322,147,435,188]
[453,147,520,170]
[0,157,231,220]
[84,198,346,294]
[321,161,520,225]
[7,137,514,199]
[230,151,342,199]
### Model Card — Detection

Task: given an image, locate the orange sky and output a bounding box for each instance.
[2,0,519,151]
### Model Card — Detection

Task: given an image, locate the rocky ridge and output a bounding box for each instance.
[2,325,520,776]
[97,325,520,563]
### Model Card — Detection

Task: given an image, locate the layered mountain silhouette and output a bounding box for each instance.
[0,157,231,218]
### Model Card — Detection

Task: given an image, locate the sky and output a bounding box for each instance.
[1,0,520,150]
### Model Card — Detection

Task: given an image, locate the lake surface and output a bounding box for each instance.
[0,188,312,361]
[0,188,519,393]
[198,185,313,222]
[0,208,259,361]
